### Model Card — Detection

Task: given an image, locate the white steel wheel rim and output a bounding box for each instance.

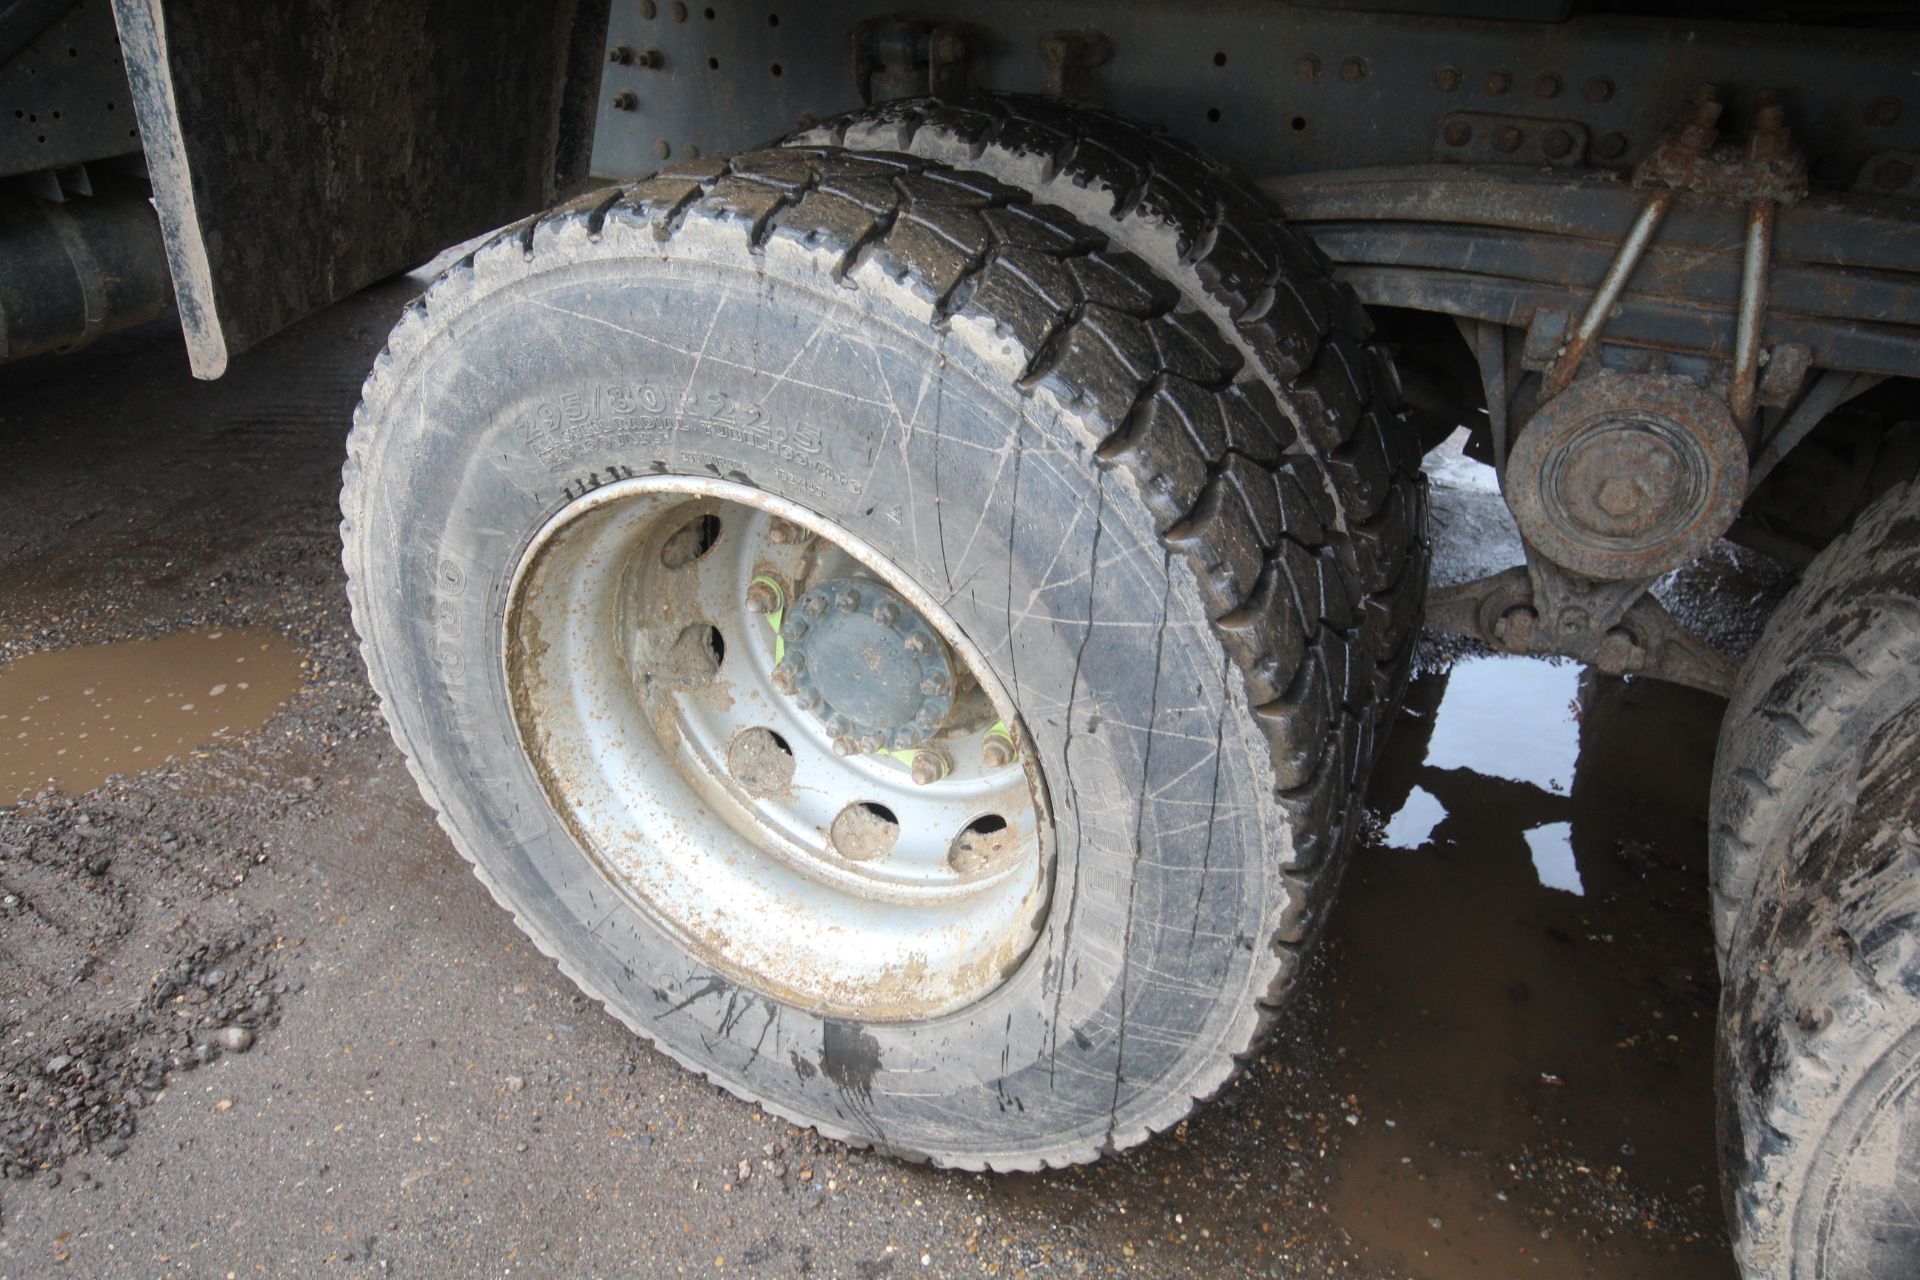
[503,476,1052,1021]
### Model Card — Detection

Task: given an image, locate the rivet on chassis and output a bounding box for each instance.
[911,749,951,786]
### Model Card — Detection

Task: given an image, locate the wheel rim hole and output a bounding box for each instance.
[948,814,1011,875]
[831,801,900,862]
[663,623,724,682]
[659,513,721,568]
[727,726,794,795]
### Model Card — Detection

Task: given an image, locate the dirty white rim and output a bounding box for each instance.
[503,476,1052,1021]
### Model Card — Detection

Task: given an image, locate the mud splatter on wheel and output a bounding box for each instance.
[343,148,1377,1168]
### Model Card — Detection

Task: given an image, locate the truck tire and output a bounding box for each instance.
[1712,481,1920,956]
[788,93,1429,720]
[1712,479,1920,1277]
[341,147,1373,1169]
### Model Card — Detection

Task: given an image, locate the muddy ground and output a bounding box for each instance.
[0,266,1790,1278]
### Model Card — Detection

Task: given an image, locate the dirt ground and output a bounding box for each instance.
[0,265,1790,1278]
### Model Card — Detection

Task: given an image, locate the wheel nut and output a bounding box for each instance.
[745,578,781,615]
[802,595,827,619]
[781,617,808,642]
[872,601,899,626]
[768,518,812,545]
[834,587,861,612]
[858,730,888,754]
[981,733,1016,769]
[796,688,821,711]
[911,750,950,785]
[831,736,857,757]
[771,669,796,695]
[903,633,929,655]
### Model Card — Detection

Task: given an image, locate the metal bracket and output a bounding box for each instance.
[1427,565,1738,696]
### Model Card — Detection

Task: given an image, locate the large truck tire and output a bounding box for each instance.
[789,93,1429,721]
[340,147,1376,1169]
[1711,479,1920,1277]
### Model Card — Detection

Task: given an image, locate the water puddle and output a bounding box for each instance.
[1326,654,1733,1277]
[0,628,303,804]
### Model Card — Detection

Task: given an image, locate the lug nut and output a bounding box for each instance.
[831,736,858,757]
[745,578,782,615]
[981,734,1016,769]
[768,518,813,546]
[911,750,951,785]
[801,595,827,619]
[781,617,808,641]
[920,675,948,696]
[796,689,821,711]
[858,731,888,754]
[834,587,861,612]
[903,633,929,655]
[872,601,899,626]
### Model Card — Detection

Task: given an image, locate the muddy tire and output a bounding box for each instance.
[341,147,1372,1168]
[1711,479,1920,1277]
[788,93,1429,720]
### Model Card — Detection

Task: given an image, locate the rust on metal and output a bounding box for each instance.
[1426,566,1737,696]
[1505,372,1748,581]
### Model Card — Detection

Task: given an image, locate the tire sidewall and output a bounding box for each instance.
[350,234,1285,1163]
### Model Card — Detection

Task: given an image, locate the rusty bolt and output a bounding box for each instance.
[920,674,949,697]
[636,47,664,70]
[1532,72,1562,101]
[903,632,930,656]
[857,730,888,754]
[981,733,1016,769]
[1339,57,1368,84]
[1492,126,1523,154]
[801,594,827,619]
[771,667,797,695]
[872,601,899,626]
[1296,55,1321,83]
[1594,131,1629,161]
[1434,65,1463,93]
[611,91,639,112]
[1874,158,1916,191]
[781,617,808,643]
[834,587,862,613]
[1597,628,1645,672]
[831,736,857,758]
[910,750,951,786]
[1493,605,1538,651]
[796,688,821,711]
[1867,96,1902,128]
[928,26,966,67]
[1484,69,1512,96]
[1584,76,1614,104]
[609,44,634,65]
[1558,606,1590,636]
[745,578,782,615]
[767,517,811,545]
[1442,120,1473,148]
[1542,128,1574,159]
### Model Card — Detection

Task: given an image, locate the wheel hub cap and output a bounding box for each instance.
[779,577,956,752]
